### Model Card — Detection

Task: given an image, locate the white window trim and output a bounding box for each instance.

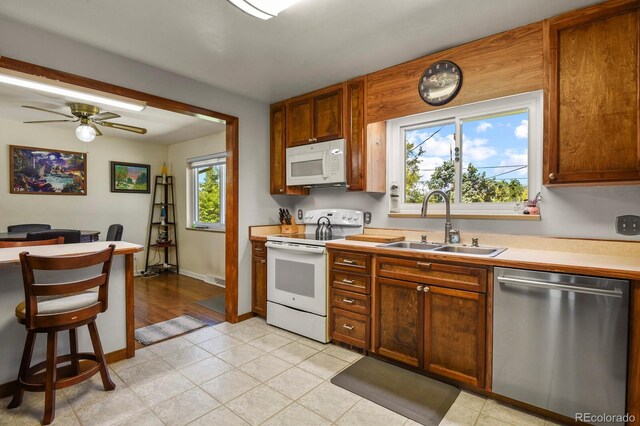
[387,91,542,215]
[187,153,226,231]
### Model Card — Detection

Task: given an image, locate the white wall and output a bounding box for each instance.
[292,184,640,240]
[0,16,281,316]
[0,118,168,270]
[168,132,226,282]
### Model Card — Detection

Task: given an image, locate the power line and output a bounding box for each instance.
[407,126,445,154]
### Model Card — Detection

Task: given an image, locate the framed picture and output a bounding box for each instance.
[10,145,87,195]
[110,161,150,193]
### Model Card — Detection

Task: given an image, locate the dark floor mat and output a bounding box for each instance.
[196,294,225,314]
[331,356,460,425]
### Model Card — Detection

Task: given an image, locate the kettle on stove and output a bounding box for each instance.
[315,216,332,240]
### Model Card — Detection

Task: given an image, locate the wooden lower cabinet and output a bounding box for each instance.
[251,241,267,317]
[424,285,486,387]
[375,277,423,367]
[374,260,487,387]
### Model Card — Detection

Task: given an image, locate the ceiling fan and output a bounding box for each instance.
[22,103,147,142]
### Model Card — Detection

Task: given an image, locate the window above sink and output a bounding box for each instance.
[387,91,542,218]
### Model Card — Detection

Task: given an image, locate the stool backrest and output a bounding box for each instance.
[0,237,64,248]
[106,224,123,241]
[19,245,115,329]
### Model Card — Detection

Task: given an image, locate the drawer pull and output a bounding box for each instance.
[342,323,355,330]
[342,278,355,284]
[423,286,430,293]
[417,285,424,291]
[342,298,355,304]
[417,262,432,270]
[341,259,355,264]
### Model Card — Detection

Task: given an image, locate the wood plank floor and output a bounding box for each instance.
[134,272,225,348]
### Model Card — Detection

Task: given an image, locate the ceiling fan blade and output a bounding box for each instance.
[22,105,75,119]
[91,112,120,121]
[96,121,147,135]
[23,119,76,124]
[90,123,103,137]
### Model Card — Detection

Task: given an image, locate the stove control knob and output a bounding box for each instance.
[354,213,360,221]
[348,213,353,220]
[342,213,347,219]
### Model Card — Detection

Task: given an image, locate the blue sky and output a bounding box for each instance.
[405,110,528,185]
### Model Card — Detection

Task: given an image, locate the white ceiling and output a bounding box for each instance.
[0,0,601,104]
[0,79,225,144]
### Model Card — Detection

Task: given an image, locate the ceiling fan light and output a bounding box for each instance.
[76,123,96,142]
[228,0,299,19]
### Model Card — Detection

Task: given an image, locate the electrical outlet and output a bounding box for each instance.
[616,215,640,236]
[298,209,303,220]
[364,212,372,224]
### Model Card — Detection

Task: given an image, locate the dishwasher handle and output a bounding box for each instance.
[497,276,623,298]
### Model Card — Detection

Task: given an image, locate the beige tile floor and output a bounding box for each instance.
[0,317,565,425]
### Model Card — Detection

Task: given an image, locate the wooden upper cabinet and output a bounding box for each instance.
[424,286,486,388]
[270,103,308,195]
[544,1,640,185]
[286,86,343,147]
[346,78,365,191]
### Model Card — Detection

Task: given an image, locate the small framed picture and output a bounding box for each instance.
[110,161,150,193]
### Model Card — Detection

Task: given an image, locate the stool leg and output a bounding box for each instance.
[69,329,79,375]
[8,330,36,409]
[87,321,115,391]
[43,331,57,425]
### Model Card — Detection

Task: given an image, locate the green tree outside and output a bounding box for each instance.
[197,165,222,223]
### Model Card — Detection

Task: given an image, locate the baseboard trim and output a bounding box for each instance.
[237,312,255,322]
[179,269,225,288]
[0,347,128,398]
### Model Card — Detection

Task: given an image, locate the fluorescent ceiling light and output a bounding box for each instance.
[228,0,299,20]
[0,73,146,112]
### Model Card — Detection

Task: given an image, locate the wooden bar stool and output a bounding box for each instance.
[8,245,117,425]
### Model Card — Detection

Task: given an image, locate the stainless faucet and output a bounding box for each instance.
[421,189,452,244]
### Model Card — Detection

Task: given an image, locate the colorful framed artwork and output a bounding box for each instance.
[10,145,87,195]
[110,161,150,193]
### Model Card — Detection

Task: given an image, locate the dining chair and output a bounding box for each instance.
[0,237,64,248]
[7,224,51,233]
[8,245,117,425]
[26,230,81,244]
[106,224,123,241]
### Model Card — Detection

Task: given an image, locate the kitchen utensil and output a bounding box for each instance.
[315,216,332,240]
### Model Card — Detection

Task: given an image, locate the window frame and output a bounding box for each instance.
[388,91,542,215]
[187,153,226,231]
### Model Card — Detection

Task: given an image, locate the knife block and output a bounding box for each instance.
[280,224,297,235]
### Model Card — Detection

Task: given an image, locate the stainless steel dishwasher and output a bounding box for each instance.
[493,267,629,424]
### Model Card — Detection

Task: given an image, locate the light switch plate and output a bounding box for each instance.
[616,215,640,236]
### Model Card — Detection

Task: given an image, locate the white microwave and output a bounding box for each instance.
[286,139,346,187]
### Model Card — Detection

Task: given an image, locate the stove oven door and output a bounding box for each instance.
[266,241,327,316]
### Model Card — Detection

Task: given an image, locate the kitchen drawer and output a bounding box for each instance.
[331,288,370,315]
[330,250,371,274]
[331,307,369,349]
[330,270,371,294]
[376,256,487,293]
[251,240,267,258]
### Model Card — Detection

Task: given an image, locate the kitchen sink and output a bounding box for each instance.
[379,241,443,250]
[378,241,506,257]
[432,245,506,257]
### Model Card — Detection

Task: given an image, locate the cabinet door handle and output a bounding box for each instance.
[260,259,266,264]
[417,285,424,291]
[423,286,430,293]
[341,259,355,265]
[342,298,355,304]
[279,188,284,193]
[342,324,355,330]
[342,278,355,284]
[549,173,557,181]
[417,262,432,270]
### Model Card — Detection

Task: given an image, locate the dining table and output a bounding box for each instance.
[0,230,101,242]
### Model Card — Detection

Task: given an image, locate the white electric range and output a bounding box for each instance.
[265,208,364,342]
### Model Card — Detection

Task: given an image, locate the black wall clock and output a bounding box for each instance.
[418,60,462,106]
